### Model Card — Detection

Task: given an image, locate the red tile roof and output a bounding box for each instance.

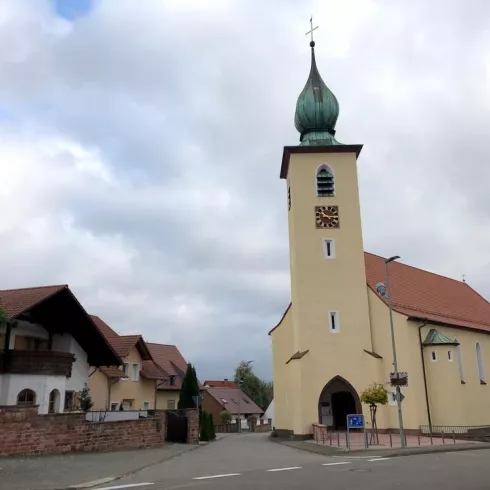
[90,315,118,340]
[141,360,167,380]
[204,380,238,389]
[270,252,490,335]
[0,285,67,318]
[205,387,263,415]
[365,252,490,332]
[147,342,189,390]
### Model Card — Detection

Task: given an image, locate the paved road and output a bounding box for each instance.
[92,434,490,490]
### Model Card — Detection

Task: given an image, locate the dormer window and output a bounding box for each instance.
[169,375,176,386]
[316,165,335,197]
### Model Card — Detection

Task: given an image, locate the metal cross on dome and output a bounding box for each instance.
[306,16,319,43]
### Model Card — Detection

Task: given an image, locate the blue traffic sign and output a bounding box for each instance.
[347,414,365,429]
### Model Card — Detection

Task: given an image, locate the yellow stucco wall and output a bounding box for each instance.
[89,368,109,410]
[89,346,157,410]
[156,390,179,410]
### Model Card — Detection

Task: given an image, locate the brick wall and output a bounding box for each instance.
[253,423,272,433]
[183,408,199,443]
[0,405,166,456]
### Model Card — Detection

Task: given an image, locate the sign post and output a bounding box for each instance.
[346,414,366,451]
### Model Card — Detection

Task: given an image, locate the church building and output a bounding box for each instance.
[269,38,490,439]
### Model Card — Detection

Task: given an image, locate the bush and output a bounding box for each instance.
[220,410,232,424]
[199,410,216,441]
[78,383,93,412]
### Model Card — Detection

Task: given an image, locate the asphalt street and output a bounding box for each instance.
[92,433,490,490]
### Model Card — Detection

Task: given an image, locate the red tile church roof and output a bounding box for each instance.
[270,252,490,335]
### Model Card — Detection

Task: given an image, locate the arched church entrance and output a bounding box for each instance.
[318,376,361,430]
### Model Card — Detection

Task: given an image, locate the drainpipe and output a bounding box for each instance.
[418,320,432,434]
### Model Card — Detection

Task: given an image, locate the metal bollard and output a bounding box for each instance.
[418,433,421,446]
[337,432,340,447]
[442,431,445,444]
[430,430,433,445]
[329,430,332,446]
[322,430,325,445]
[452,431,456,444]
[345,431,349,450]
[389,432,392,447]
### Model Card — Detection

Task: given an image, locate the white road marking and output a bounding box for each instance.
[267,466,303,472]
[193,473,241,480]
[322,462,351,466]
[367,458,392,462]
[93,484,154,490]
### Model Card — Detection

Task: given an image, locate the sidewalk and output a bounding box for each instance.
[272,437,490,459]
[0,443,201,490]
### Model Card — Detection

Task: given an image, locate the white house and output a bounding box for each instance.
[263,399,275,428]
[0,285,120,414]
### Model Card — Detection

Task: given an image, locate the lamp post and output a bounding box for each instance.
[384,255,407,448]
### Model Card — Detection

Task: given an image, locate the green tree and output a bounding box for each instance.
[234,361,273,411]
[199,409,215,441]
[220,410,232,424]
[178,363,200,409]
[360,383,388,445]
[78,383,93,412]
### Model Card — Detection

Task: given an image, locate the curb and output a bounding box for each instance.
[38,444,203,490]
[270,437,490,459]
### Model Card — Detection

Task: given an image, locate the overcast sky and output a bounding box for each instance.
[0,0,489,381]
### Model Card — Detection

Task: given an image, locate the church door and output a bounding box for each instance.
[331,391,357,429]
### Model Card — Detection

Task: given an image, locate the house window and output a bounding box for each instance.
[122,399,133,410]
[448,350,453,362]
[169,375,176,386]
[17,389,36,406]
[329,311,339,333]
[132,363,139,381]
[476,342,486,384]
[431,351,437,362]
[323,239,335,259]
[167,400,175,410]
[64,391,75,411]
[316,165,335,197]
[48,389,60,413]
[456,342,465,383]
[122,363,129,378]
[110,403,119,411]
[143,402,151,410]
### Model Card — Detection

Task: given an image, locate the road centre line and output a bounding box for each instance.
[193,473,241,480]
[322,462,351,466]
[94,484,154,490]
[367,458,392,462]
[266,466,303,472]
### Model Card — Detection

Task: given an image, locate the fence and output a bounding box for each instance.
[86,410,149,423]
[420,425,490,435]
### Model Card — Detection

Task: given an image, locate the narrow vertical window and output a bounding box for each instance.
[431,351,437,362]
[316,165,335,197]
[456,342,465,383]
[447,350,453,362]
[288,186,291,210]
[132,363,139,381]
[329,311,339,333]
[323,239,335,259]
[476,342,486,384]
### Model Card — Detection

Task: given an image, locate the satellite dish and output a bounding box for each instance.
[376,282,387,297]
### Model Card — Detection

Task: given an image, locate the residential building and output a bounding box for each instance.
[270,37,490,438]
[89,315,166,411]
[0,285,120,414]
[203,379,238,389]
[147,342,191,410]
[202,386,263,428]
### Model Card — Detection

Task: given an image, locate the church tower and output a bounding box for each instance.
[277,35,375,437]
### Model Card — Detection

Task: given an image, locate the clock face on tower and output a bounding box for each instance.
[315,205,340,229]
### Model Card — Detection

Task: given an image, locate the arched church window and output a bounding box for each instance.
[476,342,486,384]
[456,341,465,383]
[316,165,335,197]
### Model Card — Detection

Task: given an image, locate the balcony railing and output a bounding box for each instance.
[0,350,75,377]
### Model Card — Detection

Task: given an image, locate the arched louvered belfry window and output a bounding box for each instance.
[316,165,335,197]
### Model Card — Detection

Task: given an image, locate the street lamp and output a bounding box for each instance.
[384,255,407,448]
